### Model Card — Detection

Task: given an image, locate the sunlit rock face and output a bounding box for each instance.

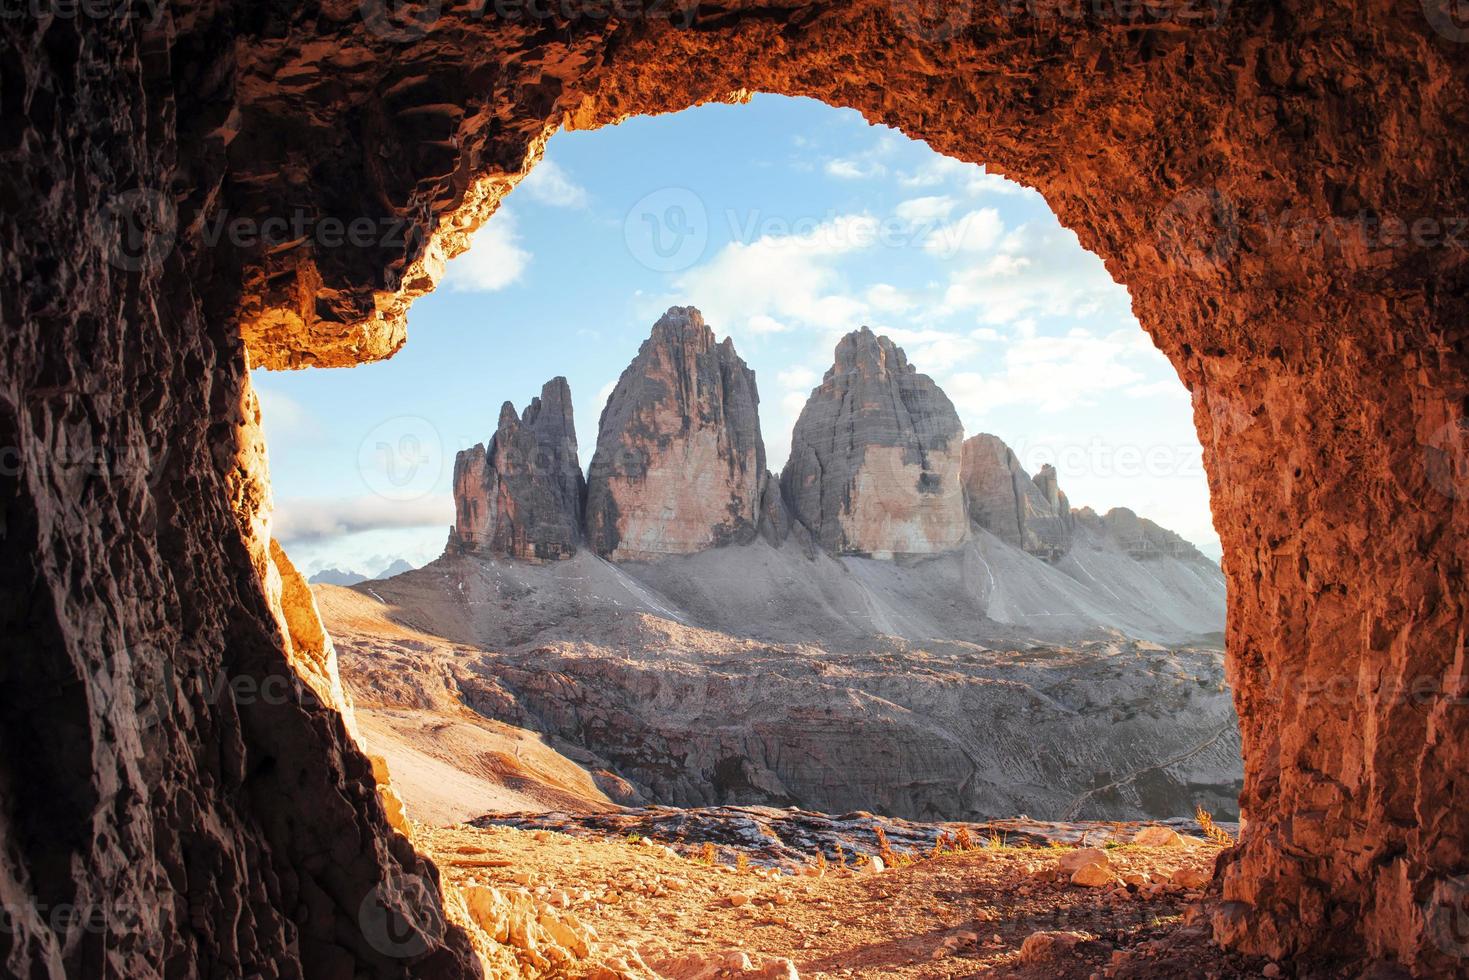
[782,328,967,558]
[451,378,585,561]
[961,434,1075,561]
[585,308,765,561]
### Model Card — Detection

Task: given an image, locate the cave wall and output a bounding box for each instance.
[1,0,1466,977]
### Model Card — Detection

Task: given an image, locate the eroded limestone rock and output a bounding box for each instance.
[1073,506,1209,563]
[960,434,1075,561]
[781,328,967,558]
[585,308,765,561]
[451,377,585,561]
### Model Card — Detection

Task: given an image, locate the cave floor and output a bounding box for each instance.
[420,822,1282,979]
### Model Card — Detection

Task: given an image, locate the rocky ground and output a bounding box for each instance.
[319,564,1241,826]
[418,817,1283,979]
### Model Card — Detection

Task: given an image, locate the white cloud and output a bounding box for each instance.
[672,213,879,336]
[898,157,1031,198]
[894,195,955,224]
[446,209,530,292]
[938,222,1130,326]
[746,314,790,335]
[255,387,322,443]
[825,158,886,179]
[938,327,1157,419]
[273,494,453,543]
[923,208,1005,257]
[518,159,588,208]
[865,283,915,313]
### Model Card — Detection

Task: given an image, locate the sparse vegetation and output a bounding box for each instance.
[1195,805,1235,846]
[696,841,717,866]
[735,852,749,873]
[626,832,643,845]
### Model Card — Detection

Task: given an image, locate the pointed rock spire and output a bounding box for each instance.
[585,306,766,560]
[780,327,967,557]
[450,377,585,560]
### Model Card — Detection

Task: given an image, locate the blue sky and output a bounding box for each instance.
[255,94,1217,577]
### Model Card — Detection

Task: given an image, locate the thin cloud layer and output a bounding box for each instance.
[273,495,453,543]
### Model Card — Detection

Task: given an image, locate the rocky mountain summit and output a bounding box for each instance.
[961,434,1075,561]
[450,377,585,560]
[585,307,766,561]
[446,307,1211,583]
[780,327,968,558]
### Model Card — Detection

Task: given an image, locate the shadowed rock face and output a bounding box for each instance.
[452,378,585,561]
[4,2,1466,975]
[962,434,1075,561]
[585,308,765,561]
[782,328,968,558]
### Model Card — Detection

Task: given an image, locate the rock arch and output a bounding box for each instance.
[1,1,1465,976]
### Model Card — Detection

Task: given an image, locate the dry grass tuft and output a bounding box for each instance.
[1195,805,1235,846]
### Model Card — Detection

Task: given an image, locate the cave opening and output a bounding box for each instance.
[5,5,1465,977]
[256,91,1244,967]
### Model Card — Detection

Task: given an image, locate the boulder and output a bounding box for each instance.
[1132,826,1185,847]
[1058,847,1112,873]
[1070,862,1115,887]
[451,377,586,560]
[586,308,766,561]
[781,328,967,558]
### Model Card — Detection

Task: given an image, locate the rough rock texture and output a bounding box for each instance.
[782,329,968,558]
[4,1,1467,974]
[961,434,1076,561]
[586,308,765,561]
[326,562,1241,823]
[450,377,585,560]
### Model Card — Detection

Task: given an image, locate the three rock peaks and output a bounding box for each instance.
[448,306,1205,565]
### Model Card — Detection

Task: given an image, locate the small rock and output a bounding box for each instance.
[1071,862,1115,888]
[1263,964,1281,978]
[729,893,751,907]
[1019,930,1090,964]
[1170,867,1210,889]
[1132,826,1184,847]
[1059,848,1111,873]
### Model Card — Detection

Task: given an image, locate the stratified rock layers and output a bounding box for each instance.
[962,434,1075,561]
[585,308,765,561]
[452,378,585,561]
[782,328,967,558]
